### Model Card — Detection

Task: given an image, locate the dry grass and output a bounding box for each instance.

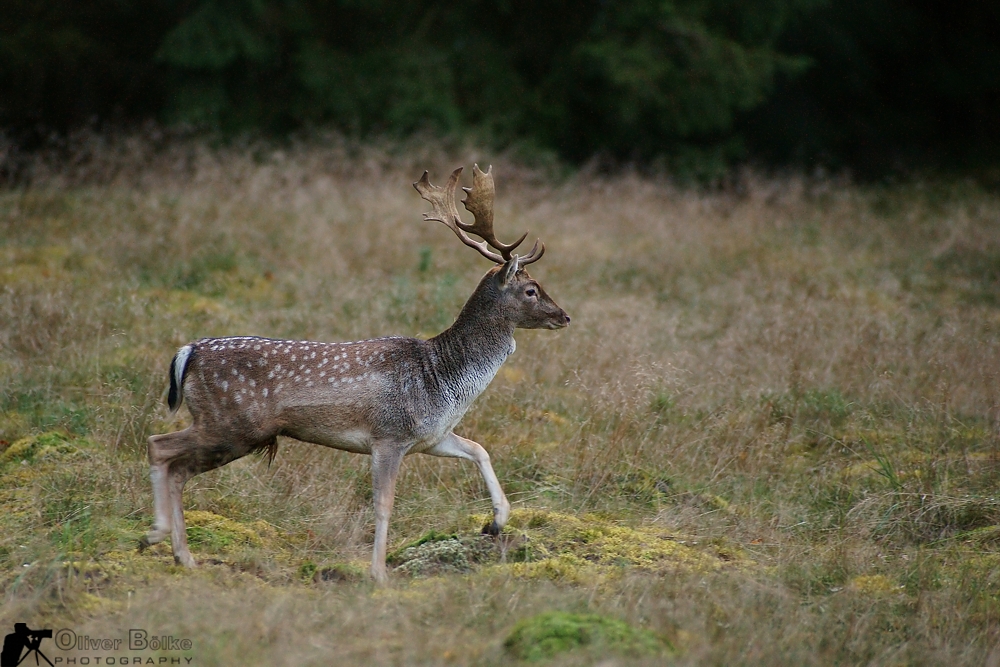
[2,132,1000,665]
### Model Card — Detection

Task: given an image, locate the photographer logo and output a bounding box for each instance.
[3,625,193,665]
[2,624,54,667]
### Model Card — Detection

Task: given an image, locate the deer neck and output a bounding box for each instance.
[429,287,515,399]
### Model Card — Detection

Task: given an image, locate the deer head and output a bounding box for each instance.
[414,165,569,331]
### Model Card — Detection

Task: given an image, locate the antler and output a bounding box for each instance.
[414,164,544,265]
[414,167,503,263]
[459,164,527,260]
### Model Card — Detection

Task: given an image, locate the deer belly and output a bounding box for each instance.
[289,425,373,453]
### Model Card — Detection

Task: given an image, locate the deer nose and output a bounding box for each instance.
[564,313,571,325]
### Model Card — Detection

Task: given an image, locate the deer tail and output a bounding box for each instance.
[168,344,194,413]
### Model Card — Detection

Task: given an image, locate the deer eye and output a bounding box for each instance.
[525,287,537,297]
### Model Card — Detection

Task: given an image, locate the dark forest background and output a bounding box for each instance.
[2,0,998,176]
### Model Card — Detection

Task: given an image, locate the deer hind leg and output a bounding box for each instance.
[141,429,199,549]
[166,436,268,568]
[144,428,265,567]
[424,433,511,536]
[369,445,405,584]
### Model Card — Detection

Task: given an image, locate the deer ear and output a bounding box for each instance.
[498,256,520,286]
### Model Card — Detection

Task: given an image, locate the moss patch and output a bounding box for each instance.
[387,510,743,583]
[504,611,668,661]
[848,574,900,596]
[390,532,496,577]
[0,431,86,469]
[497,509,741,581]
[183,511,270,553]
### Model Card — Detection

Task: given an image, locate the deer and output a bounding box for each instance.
[141,164,570,582]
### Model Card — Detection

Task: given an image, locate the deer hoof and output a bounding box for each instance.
[482,520,501,537]
[174,553,197,568]
[139,529,167,551]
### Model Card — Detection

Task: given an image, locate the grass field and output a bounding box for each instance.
[2,134,1000,665]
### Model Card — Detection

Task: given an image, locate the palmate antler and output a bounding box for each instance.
[413,164,544,265]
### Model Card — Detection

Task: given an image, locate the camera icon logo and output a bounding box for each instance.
[2,624,54,667]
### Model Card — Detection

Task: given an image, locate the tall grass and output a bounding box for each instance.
[2,132,1000,664]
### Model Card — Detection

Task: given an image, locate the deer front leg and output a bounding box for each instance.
[370,445,405,584]
[424,433,511,536]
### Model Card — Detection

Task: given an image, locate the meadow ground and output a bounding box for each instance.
[2,133,1000,665]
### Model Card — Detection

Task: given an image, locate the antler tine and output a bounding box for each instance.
[414,168,504,263]
[460,164,528,261]
[517,239,545,266]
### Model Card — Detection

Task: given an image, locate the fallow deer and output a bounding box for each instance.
[142,165,570,582]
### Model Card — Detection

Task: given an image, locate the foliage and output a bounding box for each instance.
[5,1,998,172]
[743,0,1000,172]
[503,611,667,661]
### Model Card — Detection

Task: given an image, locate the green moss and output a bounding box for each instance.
[183,511,268,553]
[503,509,737,574]
[503,611,668,661]
[390,534,496,577]
[298,560,318,581]
[848,574,900,596]
[385,510,733,582]
[386,530,458,565]
[0,431,83,469]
